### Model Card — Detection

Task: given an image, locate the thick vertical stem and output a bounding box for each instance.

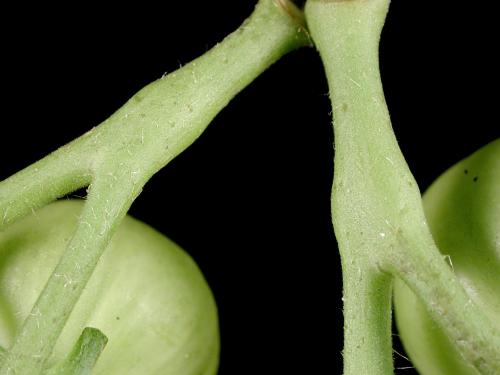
[305,1,394,373]
[342,262,393,374]
[306,0,500,374]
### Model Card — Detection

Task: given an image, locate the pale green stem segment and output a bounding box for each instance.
[306,1,400,372]
[305,0,500,374]
[0,1,309,373]
[0,141,93,231]
[44,328,108,375]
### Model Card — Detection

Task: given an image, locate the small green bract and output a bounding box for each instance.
[0,200,219,375]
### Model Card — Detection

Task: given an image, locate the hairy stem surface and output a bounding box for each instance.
[0,1,309,373]
[305,0,500,373]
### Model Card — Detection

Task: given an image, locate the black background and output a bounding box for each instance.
[1,1,498,374]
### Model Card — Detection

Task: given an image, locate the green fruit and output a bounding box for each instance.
[0,200,219,375]
[394,140,500,374]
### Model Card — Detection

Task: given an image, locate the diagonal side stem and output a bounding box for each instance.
[387,233,500,374]
[0,139,95,231]
[0,1,310,373]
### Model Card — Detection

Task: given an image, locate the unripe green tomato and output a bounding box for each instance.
[394,140,500,374]
[0,200,219,375]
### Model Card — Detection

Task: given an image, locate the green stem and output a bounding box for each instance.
[305,0,499,373]
[305,0,397,372]
[341,260,393,374]
[0,1,308,373]
[387,233,500,374]
[1,176,138,375]
[0,140,93,231]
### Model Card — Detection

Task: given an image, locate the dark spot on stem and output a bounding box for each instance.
[473,176,479,182]
[464,169,468,174]
[341,103,348,112]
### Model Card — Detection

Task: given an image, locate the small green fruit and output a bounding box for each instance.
[393,140,500,374]
[0,200,219,375]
